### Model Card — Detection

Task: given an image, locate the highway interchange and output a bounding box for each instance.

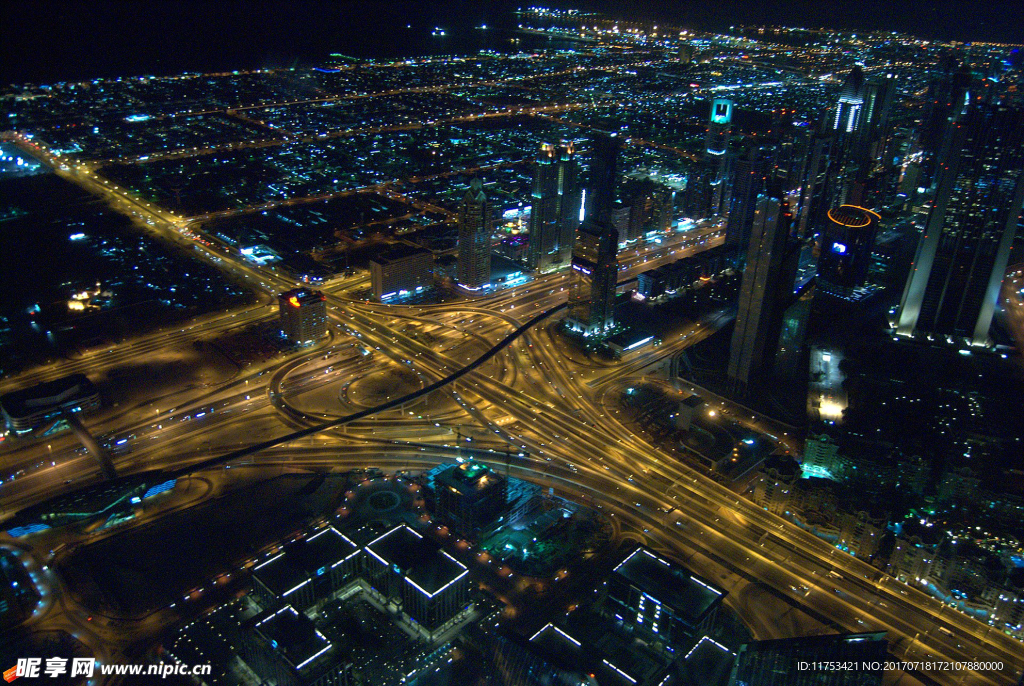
[1,140,1023,685]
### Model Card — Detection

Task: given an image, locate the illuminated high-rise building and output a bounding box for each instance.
[567,131,620,336]
[527,141,581,272]
[795,131,834,240]
[728,189,799,391]
[457,178,492,289]
[816,205,879,300]
[832,66,866,136]
[684,99,734,220]
[896,104,1024,346]
[726,143,768,250]
[278,288,328,344]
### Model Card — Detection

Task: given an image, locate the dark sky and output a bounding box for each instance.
[2,1,1022,85]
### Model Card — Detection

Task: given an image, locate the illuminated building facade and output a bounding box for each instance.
[816,205,879,300]
[369,244,434,301]
[434,460,508,534]
[457,178,493,289]
[728,190,799,391]
[896,104,1024,345]
[278,288,328,344]
[605,547,725,647]
[567,131,620,336]
[527,141,581,272]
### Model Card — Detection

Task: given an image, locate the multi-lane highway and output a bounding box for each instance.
[4,137,1022,686]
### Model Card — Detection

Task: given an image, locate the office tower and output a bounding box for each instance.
[706,98,734,218]
[856,73,895,169]
[795,131,834,240]
[921,58,973,183]
[896,104,1024,345]
[369,244,434,301]
[278,288,328,344]
[605,547,725,647]
[527,142,581,272]
[567,131,621,336]
[833,66,866,137]
[684,99,734,221]
[363,524,472,638]
[730,633,888,686]
[622,177,658,242]
[457,178,492,288]
[585,130,620,225]
[816,205,880,300]
[434,460,508,534]
[726,143,768,250]
[728,190,798,391]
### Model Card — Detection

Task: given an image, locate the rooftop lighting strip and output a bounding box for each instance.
[441,550,469,570]
[295,642,333,670]
[254,553,285,571]
[283,579,311,596]
[256,605,296,627]
[602,659,637,684]
[689,576,723,595]
[614,548,642,572]
[529,623,553,642]
[366,548,389,567]
[366,524,405,549]
[552,626,581,647]
[307,527,332,542]
[406,568,469,598]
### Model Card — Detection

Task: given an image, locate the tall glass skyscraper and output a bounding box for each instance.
[457,178,492,289]
[527,141,581,272]
[896,104,1024,345]
[728,190,798,390]
[567,131,620,336]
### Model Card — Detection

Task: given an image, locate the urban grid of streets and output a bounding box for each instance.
[2,48,1023,686]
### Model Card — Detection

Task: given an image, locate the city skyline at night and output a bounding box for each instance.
[1,4,1023,686]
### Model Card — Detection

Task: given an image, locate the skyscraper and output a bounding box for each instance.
[726,143,768,250]
[457,178,492,289]
[896,104,1024,345]
[816,205,879,300]
[684,99,734,220]
[795,131,834,240]
[527,141,581,272]
[278,288,328,344]
[832,66,866,137]
[567,131,620,336]
[728,190,799,391]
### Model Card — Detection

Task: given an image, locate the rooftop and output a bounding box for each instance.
[370,243,433,265]
[612,547,725,623]
[278,288,326,307]
[0,373,97,419]
[366,524,467,597]
[252,605,333,673]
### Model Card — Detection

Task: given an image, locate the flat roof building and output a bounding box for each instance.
[278,288,328,345]
[369,244,434,302]
[730,632,888,685]
[606,547,726,646]
[252,527,360,611]
[0,373,100,433]
[364,524,472,638]
[433,460,508,535]
[241,605,346,686]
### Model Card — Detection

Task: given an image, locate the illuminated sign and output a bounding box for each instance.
[710,98,733,125]
[288,296,301,307]
[572,263,592,276]
[831,242,847,254]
